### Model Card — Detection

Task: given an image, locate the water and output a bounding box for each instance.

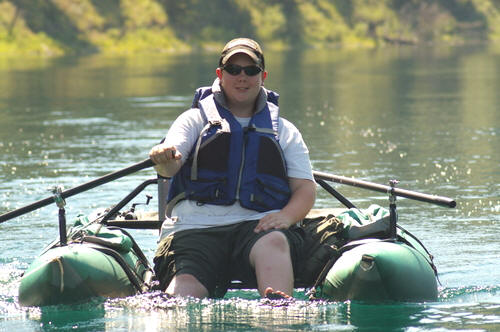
[0,44,499,331]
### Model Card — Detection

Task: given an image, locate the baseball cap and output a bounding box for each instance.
[219,38,265,69]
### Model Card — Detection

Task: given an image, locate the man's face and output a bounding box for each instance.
[217,53,267,111]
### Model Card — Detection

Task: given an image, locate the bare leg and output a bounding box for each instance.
[165,274,209,298]
[249,231,294,297]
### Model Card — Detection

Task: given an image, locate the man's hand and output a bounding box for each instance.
[254,211,294,233]
[254,178,316,233]
[149,144,183,177]
[149,144,182,164]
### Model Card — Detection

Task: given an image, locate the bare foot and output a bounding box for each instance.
[264,287,291,300]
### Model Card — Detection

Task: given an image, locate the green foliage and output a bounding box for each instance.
[51,0,105,31]
[0,1,65,56]
[161,0,253,42]
[0,0,499,57]
[120,0,168,30]
[93,27,188,55]
[469,0,500,40]
[296,0,350,46]
[235,0,287,46]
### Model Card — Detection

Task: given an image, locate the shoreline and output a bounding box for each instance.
[0,35,497,59]
[1,0,499,59]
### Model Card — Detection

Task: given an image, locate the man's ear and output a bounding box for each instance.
[216,67,223,79]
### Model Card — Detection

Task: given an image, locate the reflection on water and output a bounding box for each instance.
[0,44,498,331]
[29,288,491,331]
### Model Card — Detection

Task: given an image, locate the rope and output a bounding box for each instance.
[52,257,65,293]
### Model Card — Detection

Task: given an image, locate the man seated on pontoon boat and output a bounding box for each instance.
[149,38,316,299]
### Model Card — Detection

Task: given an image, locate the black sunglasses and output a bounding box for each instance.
[223,64,262,76]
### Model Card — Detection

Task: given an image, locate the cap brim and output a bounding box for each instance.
[221,49,260,66]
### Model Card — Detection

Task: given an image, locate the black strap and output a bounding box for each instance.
[306,247,339,300]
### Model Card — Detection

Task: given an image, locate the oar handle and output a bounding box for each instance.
[313,171,456,208]
[0,158,155,223]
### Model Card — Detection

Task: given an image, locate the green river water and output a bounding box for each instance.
[0,44,499,331]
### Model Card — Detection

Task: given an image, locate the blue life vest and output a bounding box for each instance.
[166,86,291,216]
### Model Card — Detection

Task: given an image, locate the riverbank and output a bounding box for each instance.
[1,0,500,57]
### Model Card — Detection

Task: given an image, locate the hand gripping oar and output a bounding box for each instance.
[0,158,155,223]
[313,171,456,208]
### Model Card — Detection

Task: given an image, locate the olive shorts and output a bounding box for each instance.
[153,220,306,298]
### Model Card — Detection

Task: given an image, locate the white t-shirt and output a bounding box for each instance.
[159,86,313,239]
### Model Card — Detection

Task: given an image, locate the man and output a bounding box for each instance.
[150,38,315,299]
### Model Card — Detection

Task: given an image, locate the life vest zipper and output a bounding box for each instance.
[235,130,248,200]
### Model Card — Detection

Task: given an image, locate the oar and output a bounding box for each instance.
[315,178,356,209]
[0,158,155,223]
[313,171,456,208]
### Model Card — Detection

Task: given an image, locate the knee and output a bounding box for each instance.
[166,273,208,298]
[254,231,290,254]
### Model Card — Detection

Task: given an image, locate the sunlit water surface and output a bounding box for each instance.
[0,44,498,331]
